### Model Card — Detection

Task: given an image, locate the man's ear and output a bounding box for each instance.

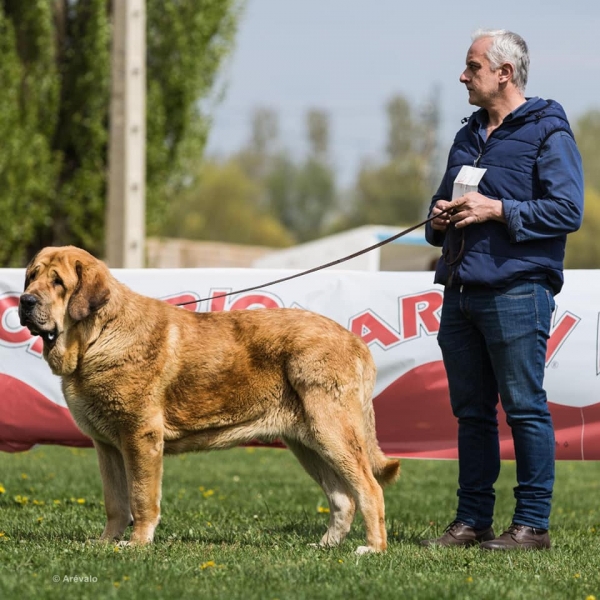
[67,261,111,321]
[498,62,514,85]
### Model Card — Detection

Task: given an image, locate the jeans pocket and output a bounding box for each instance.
[498,280,535,299]
[545,287,556,314]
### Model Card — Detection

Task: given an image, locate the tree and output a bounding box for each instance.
[146,0,243,234]
[562,110,600,268]
[160,158,293,247]
[574,109,600,192]
[565,187,600,269]
[0,0,242,266]
[0,1,60,266]
[232,106,337,244]
[269,108,336,242]
[334,93,439,231]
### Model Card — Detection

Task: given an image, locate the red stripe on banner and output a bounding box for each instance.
[0,374,91,452]
[374,361,600,460]
[2,365,600,459]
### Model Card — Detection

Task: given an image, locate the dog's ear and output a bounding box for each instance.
[68,260,111,321]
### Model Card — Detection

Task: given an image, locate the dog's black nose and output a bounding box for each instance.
[20,294,38,310]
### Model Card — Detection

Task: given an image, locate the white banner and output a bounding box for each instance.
[1,268,598,459]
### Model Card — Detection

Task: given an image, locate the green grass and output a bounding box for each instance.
[1,446,599,600]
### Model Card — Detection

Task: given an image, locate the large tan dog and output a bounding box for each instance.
[18,246,399,553]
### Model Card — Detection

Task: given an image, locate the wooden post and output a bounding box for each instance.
[106,0,146,267]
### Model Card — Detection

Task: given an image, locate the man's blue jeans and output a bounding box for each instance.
[437,280,556,531]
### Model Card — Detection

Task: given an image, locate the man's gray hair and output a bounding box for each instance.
[472,29,530,93]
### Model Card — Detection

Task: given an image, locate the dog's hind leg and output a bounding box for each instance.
[94,440,132,542]
[283,438,356,548]
[300,403,388,554]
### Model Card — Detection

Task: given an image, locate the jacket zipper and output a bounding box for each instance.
[451,126,493,287]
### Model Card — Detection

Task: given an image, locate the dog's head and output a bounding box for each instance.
[19,246,111,358]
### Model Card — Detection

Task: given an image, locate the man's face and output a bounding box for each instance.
[459,37,501,107]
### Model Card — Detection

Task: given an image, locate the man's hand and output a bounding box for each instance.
[447,192,505,228]
[429,200,452,231]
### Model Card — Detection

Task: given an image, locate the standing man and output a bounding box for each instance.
[423,29,584,550]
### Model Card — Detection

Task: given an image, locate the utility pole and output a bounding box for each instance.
[106,0,146,268]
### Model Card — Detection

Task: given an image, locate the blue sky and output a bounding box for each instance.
[205,0,600,187]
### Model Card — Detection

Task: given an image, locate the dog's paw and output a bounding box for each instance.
[355,545,377,555]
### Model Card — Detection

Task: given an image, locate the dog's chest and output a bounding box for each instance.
[62,381,124,444]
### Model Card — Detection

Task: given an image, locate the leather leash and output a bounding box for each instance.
[175,207,451,308]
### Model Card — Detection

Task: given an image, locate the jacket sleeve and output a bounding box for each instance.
[425,166,454,247]
[501,131,584,242]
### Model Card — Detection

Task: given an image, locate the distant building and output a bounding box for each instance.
[146,238,273,268]
[253,225,441,271]
[146,225,440,271]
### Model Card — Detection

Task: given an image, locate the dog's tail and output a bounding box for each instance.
[360,352,401,488]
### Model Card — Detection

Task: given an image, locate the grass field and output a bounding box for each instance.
[1,445,599,600]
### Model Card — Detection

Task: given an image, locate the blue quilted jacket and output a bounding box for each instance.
[426,97,584,294]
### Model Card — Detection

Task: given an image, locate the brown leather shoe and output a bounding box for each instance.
[479,523,551,551]
[420,521,495,547]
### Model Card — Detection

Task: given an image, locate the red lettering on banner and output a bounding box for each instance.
[0,293,43,356]
[547,311,580,365]
[350,311,400,347]
[400,291,443,340]
[163,293,200,312]
[209,290,228,312]
[230,294,280,311]
[209,291,282,312]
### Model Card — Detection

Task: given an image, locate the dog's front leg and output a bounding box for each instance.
[120,427,164,545]
[94,440,132,542]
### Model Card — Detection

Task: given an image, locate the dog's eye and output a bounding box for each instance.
[26,270,37,284]
[53,276,64,288]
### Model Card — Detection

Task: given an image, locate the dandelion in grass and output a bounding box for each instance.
[317,506,330,514]
[0,532,5,537]
[585,596,596,600]
[466,577,473,583]
[14,495,28,505]
[53,500,61,505]
[33,499,45,506]
[77,498,85,504]
[0,484,6,494]
[37,517,43,524]
[21,473,28,480]
[200,561,216,570]
[574,573,581,579]
[203,489,215,498]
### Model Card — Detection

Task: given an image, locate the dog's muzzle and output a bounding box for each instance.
[19,294,59,349]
